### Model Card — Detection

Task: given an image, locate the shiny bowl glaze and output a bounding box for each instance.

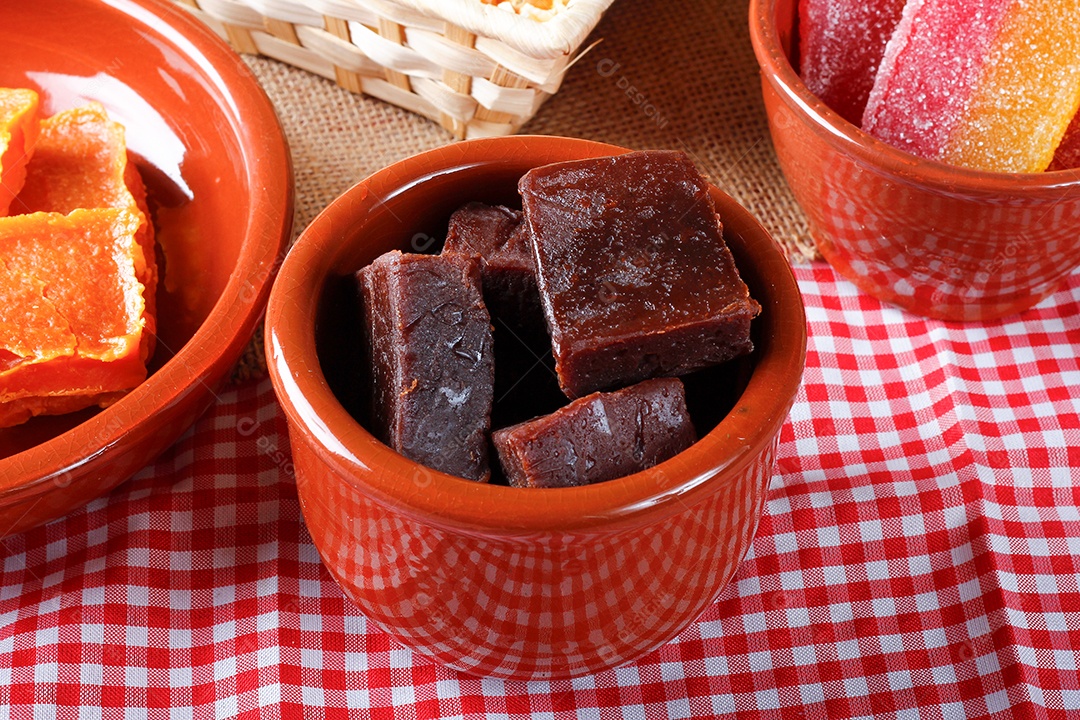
[750,0,1080,321]
[0,0,293,533]
[266,136,806,679]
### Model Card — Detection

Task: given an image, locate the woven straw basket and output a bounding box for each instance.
[175,0,615,138]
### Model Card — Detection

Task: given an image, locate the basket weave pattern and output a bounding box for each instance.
[175,0,613,138]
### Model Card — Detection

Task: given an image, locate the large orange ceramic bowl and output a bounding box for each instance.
[0,0,293,534]
[266,136,806,679]
[750,0,1080,321]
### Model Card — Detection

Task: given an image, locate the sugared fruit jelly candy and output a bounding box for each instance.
[15,102,158,361]
[863,0,1080,173]
[798,0,905,125]
[0,209,150,428]
[0,88,40,216]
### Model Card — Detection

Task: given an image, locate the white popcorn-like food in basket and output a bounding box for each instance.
[484,0,572,21]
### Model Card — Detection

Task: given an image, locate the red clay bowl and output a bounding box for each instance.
[0,0,293,535]
[266,136,806,680]
[749,0,1080,321]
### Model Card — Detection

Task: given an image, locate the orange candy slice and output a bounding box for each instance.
[0,209,149,428]
[944,2,1080,173]
[863,0,1080,173]
[0,88,40,216]
[15,102,158,362]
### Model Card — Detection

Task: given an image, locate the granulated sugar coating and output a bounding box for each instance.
[943,1,1080,173]
[798,0,905,125]
[862,0,1080,173]
[862,0,1009,161]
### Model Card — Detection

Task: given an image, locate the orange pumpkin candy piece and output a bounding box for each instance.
[0,209,149,428]
[15,102,158,362]
[0,88,40,216]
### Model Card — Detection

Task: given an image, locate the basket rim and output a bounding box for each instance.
[380,0,616,59]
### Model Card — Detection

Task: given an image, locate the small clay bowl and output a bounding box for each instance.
[0,0,293,533]
[266,136,806,680]
[749,0,1080,321]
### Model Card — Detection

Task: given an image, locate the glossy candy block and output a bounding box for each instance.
[520,150,759,399]
[493,377,696,489]
[483,224,543,333]
[798,0,905,125]
[0,88,39,216]
[863,0,1080,173]
[441,202,543,334]
[442,201,521,258]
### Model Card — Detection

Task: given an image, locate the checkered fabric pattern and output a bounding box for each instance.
[3,261,1080,719]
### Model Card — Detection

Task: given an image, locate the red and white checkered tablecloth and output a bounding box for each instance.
[3,261,1080,719]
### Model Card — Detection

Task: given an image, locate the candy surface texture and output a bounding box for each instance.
[492,377,697,488]
[798,0,905,125]
[442,202,542,333]
[0,88,40,216]
[0,209,149,427]
[357,251,495,482]
[863,0,1080,172]
[520,150,759,398]
[16,102,158,360]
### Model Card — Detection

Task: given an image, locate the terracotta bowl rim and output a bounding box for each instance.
[267,135,806,535]
[748,0,1080,193]
[0,0,294,497]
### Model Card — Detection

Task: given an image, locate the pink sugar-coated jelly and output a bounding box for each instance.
[751,0,1080,322]
[798,0,905,125]
[862,0,1011,162]
[863,0,1080,173]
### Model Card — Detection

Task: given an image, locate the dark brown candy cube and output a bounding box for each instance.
[442,202,555,434]
[357,250,494,482]
[442,202,543,335]
[484,223,545,334]
[519,150,761,398]
[442,201,523,258]
[492,377,697,488]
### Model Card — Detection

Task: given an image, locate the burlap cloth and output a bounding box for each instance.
[232,0,815,379]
